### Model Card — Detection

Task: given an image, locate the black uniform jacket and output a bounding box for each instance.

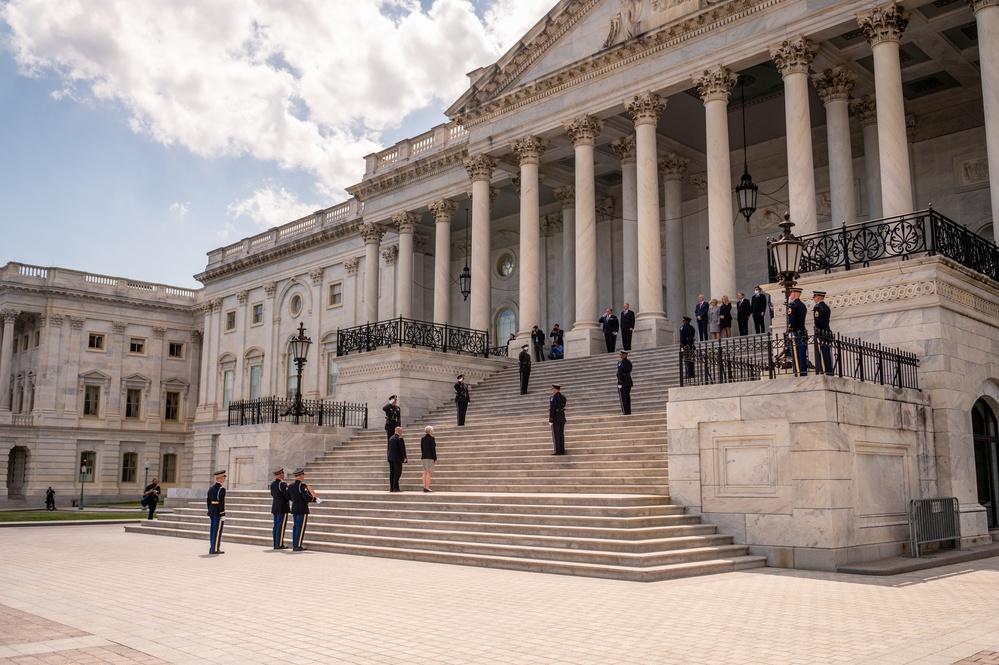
[549,392,567,423]
[207,482,226,517]
[290,479,315,515]
[270,478,291,515]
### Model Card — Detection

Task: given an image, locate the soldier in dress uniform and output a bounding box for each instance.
[787,287,808,377]
[207,470,226,555]
[679,316,696,379]
[269,468,291,550]
[549,384,567,455]
[616,350,633,415]
[290,469,317,551]
[454,374,470,426]
[812,290,834,375]
[518,344,531,395]
[383,396,401,443]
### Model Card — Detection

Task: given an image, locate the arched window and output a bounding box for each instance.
[495,308,516,346]
[973,398,999,528]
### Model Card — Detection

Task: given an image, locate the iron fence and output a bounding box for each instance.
[227,397,368,428]
[487,345,509,357]
[678,331,919,390]
[336,318,490,357]
[768,207,999,282]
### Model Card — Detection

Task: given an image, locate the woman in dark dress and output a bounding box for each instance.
[719,295,733,339]
[143,478,161,520]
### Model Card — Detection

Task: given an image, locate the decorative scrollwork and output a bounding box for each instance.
[336,318,491,357]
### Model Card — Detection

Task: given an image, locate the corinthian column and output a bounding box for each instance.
[392,211,419,320]
[693,66,738,299]
[850,96,882,218]
[463,154,496,334]
[511,135,549,341]
[859,3,913,217]
[563,115,605,357]
[970,0,999,241]
[0,309,19,410]
[771,37,819,235]
[362,223,384,323]
[610,135,638,308]
[659,155,689,325]
[813,67,859,226]
[555,186,576,330]
[429,198,458,324]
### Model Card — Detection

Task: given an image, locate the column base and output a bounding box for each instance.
[632,316,677,350]
[565,327,604,358]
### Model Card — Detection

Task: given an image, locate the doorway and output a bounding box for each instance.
[6,446,27,499]
[973,398,999,528]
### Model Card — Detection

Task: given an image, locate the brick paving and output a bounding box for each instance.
[2,525,999,664]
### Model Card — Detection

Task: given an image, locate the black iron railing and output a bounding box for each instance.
[228,397,368,428]
[487,345,509,357]
[336,318,490,357]
[768,208,999,282]
[678,331,919,390]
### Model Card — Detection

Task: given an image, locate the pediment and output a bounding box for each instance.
[79,370,111,384]
[122,373,152,387]
[162,377,190,389]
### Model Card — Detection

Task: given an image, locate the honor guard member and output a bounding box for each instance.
[383,396,401,443]
[812,290,834,375]
[269,468,292,550]
[549,384,567,455]
[207,470,226,555]
[787,287,809,377]
[679,316,696,379]
[616,350,633,415]
[454,374,470,426]
[518,344,531,394]
[290,469,317,551]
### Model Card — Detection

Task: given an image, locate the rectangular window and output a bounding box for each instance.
[168,342,184,358]
[225,310,236,331]
[121,452,137,483]
[88,333,104,350]
[164,391,180,421]
[83,385,101,417]
[125,389,141,419]
[80,451,96,482]
[33,331,40,347]
[250,366,261,400]
[252,303,263,325]
[223,370,234,407]
[129,338,145,354]
[161,453,177,484]
[328,281,343,308]
[22,336,29,351]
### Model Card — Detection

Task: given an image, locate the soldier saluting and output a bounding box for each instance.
[383,395,401,443]
[454,374,470,426]
[518,344,531,395]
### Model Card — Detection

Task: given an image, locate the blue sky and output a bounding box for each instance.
[0,0,540,288]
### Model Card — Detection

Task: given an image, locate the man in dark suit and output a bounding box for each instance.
[518,344,531,394]
[736,292,752,336]
[751,286,769,334]
[383,396,401,443]
[387,426,407,492]
[598,308,619,353]
[549,384,567,455]
[454,374,470,426]
[812,290,834,375]
[787,287,808,377]
[679,316,696,379]
[269,468,292,550]
[694,294,709,341]
[616,350,633,415]
[207,470,226,555]
[290,469,317,551]
[619,303,636,351]
[531,325,546,362]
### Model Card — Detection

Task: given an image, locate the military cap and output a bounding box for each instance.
[293,468,305,477]
[272,468,284,476]
[522,344,529,350]
[213,469,226,478]
[457,374,464,379]
[619,350,628,355]
[551,384,560,390]
[682,316,692,322]
[389,395,397,401]
[790,287,803,294]
[812,290,826,298]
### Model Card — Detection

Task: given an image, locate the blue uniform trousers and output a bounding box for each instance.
[815,338,834,375]
[272,513,288,548]
[791,335,808,377]
[292,513,308,549]
[209,515,224,553]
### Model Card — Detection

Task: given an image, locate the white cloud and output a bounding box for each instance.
[169,202,190,218]
[0,0,541,208]
[226,183,320,233]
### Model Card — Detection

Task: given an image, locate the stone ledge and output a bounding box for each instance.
[837,541,999,576]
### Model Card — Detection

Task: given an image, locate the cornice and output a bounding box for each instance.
[0,284,199,315]
[453,0,785,128]
[346,145,469,202]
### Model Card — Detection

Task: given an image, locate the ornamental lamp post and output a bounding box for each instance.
[767,212,805,303]
[287,323,313,424]
[78,460,89,511]
[144,459,150,487]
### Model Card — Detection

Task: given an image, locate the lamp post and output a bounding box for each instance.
[78,460,89,511]
[144,459,150,487]
[286,323,313,424]
[767,212,805,303]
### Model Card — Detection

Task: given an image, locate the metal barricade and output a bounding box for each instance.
[908,497,961,557]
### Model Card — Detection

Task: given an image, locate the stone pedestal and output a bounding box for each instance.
[631,317,677,351]
[564,328,605,358]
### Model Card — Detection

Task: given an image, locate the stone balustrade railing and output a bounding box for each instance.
[364,121,469,177]
[1,263,199,301]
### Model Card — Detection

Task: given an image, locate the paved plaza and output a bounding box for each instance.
[2,525,999,664]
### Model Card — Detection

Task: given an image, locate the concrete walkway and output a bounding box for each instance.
[2,526,999,664]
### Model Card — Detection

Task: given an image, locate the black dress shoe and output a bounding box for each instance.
[293,547,307,552]
[210,551,225,555]
[273,546,289,550]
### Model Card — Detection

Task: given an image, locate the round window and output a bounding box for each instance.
[290,294,303,317]
[497,252,515,278]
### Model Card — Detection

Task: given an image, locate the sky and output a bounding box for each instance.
[0,0,543,288]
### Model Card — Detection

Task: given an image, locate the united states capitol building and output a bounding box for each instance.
[3,0,999,571]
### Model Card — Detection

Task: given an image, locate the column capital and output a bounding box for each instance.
[812,66,858,104]
[345,257,360,275]
[236,290,249,304]
[381,245,399,265]
[563,115,603,147]
[511,135,549,165]
[770,37,817,77]
[264,281,277,297]
[969,0,999,13]
[392,211,420,234]
[210,298,223,312]
[849,95,878,127]
[361,222,385,245]
[626,92,666,126]
[692,66,737,103]
[428,198,458,223]
[0,309,20,325]
[658,154,690,181]
[554,185,575,208]
[858,3,910,46]
[610,135,637,164]
[463,154,496,182]
[153,326,166,338]
[308,267,325,285]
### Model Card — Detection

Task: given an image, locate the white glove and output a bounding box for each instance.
[315,497,323,504]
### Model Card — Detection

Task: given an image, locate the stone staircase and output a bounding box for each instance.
[127,345,766,581]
